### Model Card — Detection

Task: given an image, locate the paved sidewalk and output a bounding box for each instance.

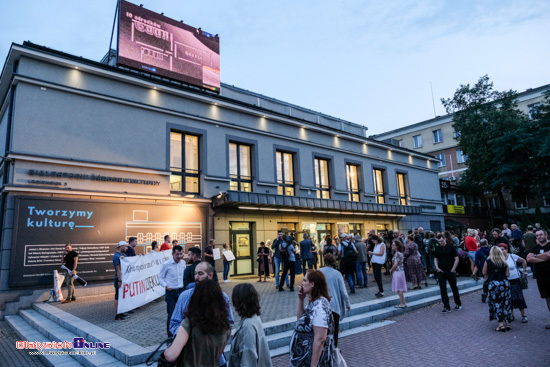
[50,268,441,347]
[272,283,550,366]
[0,320,47,367]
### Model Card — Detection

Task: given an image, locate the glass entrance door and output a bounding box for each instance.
[230,222,254,275]
[316,223,333,245]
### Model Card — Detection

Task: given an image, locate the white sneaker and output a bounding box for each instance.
[223,280,229,283]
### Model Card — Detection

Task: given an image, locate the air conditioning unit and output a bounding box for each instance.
[449,176,457,182]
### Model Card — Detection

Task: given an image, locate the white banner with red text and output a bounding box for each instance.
[117,250,172,314]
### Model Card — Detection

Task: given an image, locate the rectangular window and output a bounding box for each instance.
[435,153,446,167]
[373,168,385,204]
[456,150,467,163]
[433,129,443,144]
[447,193,457,206]
[488,197,500,209]
[514,197,528,209]
[346,164,360,202]
[276,151,295,196]
[413,135,423,148]
[229,142,252,192]
[528,103,540,120]
[543,197,550,207]
[396,172,409,205]
[456,194,466,206]
[314,158,330,199]
[170,132,199,194]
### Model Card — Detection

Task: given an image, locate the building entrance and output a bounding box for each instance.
[229,222,254,275]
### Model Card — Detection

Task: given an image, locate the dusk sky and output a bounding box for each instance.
[1,0,549,135]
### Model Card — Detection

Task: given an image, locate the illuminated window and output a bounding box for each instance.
[314,158,330,199]
[229,143,252,192]
[346,164,360,201]
[433,129,443,143]
[170,132,199,194]
[276,151,294,196]
[435,153,446,167]
[456,150,467,163]
[396,172,409,205]
[413,135,423,148]
[373,168,386,204]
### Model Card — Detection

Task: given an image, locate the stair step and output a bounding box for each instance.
[32,302,151,366]
[5,315,84,367]
[19,309,127,367]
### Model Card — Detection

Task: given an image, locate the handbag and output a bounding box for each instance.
[333,347,348,367]
[518,268,528,290]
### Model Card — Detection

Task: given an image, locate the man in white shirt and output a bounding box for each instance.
[158,245,185,337]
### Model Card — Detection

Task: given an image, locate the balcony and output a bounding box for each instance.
[212,191,422,215]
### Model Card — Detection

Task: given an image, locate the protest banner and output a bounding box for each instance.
[223,250,235,261]
[118,249,172,314]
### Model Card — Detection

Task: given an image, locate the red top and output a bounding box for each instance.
[464,236,478,252]
[160,242,171,251]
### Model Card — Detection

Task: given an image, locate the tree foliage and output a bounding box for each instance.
[441,75,550,202]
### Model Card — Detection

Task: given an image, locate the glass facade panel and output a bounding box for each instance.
[373,169,385,204]
[170,132,199,194]
[314,158,330,199]
[229,142,253,191]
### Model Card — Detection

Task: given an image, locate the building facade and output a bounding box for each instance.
[371,83,550,231]
[0,42,444,299]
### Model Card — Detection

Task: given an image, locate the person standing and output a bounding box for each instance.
[163,280,231,366]
[510,224,523,257]
[465,229,479,280]
[228,283,272,367]
[319,254,350,348]
[160,235,171,251]
[204,240,218,282]
[257,241,270,282]
[300,233,314,275]
[483,246,511,331]
[272,232,289,289]
[502,223,512,239]
[368,235,386,298]
[391,240,407,308]
[150,241,158,254]
[158,245,186,337]
[279,235,296,292]
[404,234,426,290]
[222,243,232,283]
[311,243,319,270]
[526,229,550,329]
[498,244,528,323]
[322,235,338,257]
[113,241,128,321]
[434,233,462,313]
[474,239,491,303]
[125,237,137,257]
[183,247,202,290]
[290,270,334,366]
[61,243,78,303]
[355,235,368,288]
[339,234,358,294]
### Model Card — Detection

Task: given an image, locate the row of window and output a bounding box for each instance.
[434,150,467,167]
[169,131,410,204]
[412,128,461,149]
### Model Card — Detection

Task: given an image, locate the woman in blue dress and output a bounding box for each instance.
[482,246,511,332]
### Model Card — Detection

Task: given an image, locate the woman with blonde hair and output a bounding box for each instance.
[482,246,511,332]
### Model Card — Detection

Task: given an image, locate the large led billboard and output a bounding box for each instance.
[117,0,220,92]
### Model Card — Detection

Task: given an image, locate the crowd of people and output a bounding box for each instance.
[58,222,548,366]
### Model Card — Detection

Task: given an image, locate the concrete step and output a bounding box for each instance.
[31,302,153,366]
[19,308,129,367]
[4,314,84,367]
[262,281,483,357]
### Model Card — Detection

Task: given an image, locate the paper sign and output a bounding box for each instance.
[213,248,221,260]
[223,250,235,261]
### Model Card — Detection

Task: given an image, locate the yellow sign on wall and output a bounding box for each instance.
[447,205,465,214]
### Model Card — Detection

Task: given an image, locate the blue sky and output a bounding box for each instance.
[1,0,549,134]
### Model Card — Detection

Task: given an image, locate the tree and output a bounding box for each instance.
[520,210,531,231]
[441,76,550,213]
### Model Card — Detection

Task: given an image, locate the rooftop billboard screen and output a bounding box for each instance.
[117,0,220,92]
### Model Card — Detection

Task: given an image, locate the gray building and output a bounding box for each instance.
[0,42,443,303]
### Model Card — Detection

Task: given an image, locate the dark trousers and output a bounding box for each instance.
[223,260,231,281]
[165,289,182,337]
[372,263,384,293]
[280,261,295,290]
[302,258,313,276]
[333,312,340,347]
[437,272,461,309]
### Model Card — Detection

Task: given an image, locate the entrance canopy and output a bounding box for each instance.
[212,191,421,216]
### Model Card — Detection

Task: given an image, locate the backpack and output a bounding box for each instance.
[342,243,357,265]
[280,243,290,262]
